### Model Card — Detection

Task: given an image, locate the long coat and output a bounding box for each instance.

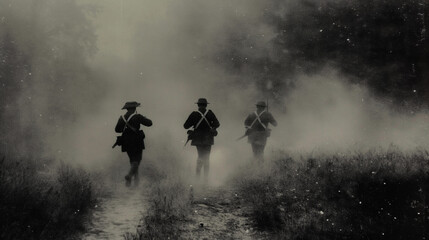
[115,112,152,153]
[184,109,220,146]
[244,111,277,146]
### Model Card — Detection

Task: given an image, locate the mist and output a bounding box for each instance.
[2,0,429,185]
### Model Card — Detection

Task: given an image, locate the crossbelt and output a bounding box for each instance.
[246,110,267,130]
[195,110,212,129]
[121,112,137,132]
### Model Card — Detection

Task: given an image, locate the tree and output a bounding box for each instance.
[218,0,429,107]
[0,0,103,155]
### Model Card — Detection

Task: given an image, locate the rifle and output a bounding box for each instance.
[184,130,194,147]
[112,136,122,148]
[236,131,248,141]
[237,126,252,141]
[184,137,191,147]
[267,99,269,112]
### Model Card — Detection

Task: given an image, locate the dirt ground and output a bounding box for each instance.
[80,173,271,239]
[178,185,272,240]
[82,183,149,240]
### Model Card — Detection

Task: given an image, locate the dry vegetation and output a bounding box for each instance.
[124,176,191,240]
[0,156,100,240]
[123,147,429,239]
[234,148,429,239]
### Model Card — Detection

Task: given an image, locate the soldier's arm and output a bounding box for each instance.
[115,117,125,133]
[269,113,278,127]
[139,115,153,127]
[183,112,196,129]
[244,114,253,128]
[209,111,220,129]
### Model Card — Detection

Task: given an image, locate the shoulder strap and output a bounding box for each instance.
[248,110,267,129]
[121,112,138,132]
[195,110,211,129]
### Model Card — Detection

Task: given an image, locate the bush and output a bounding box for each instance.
[0,156,99,239]
[235,149,429,239]
[124,177,190,240]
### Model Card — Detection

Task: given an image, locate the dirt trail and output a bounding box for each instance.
[179,185,270,240]
[82,183,149,240]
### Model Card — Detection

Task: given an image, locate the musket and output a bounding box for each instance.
[236,133,247,141]
[236,128,250,141]
[184,130,193,147]
[184,138,190,147]
[112,136,122,148]
[267,98,269,112]
[266,98,272,133]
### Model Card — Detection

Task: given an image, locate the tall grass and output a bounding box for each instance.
[124,177,191,240]
[235,148,429,239]
[0,156,100,240]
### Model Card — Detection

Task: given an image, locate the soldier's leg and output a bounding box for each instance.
[251,143,259,157]
[130,161,140,185]
[126,151,142,186]
[256,144,266,162]
[202,146,211,180]
[251,143,264,162]
[131,151,142,185]
[125,152,133,186]
[196,146,204,177]
[134,161,140,186]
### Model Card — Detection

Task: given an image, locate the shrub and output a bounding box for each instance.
[235,149,429,239]
[0,156,99,239]
[124,177,190,240]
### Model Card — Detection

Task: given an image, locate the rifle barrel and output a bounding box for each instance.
[236,134,247,141]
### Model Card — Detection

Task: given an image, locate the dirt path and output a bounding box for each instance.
[179,185,270,240]
[82,183,149,240]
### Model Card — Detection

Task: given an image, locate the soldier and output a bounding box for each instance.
[244,101,277,162]
[115,101,152,187]
[184,98,220,181]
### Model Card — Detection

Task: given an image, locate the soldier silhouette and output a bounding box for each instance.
[114,101,152,187]
[244,101,277,162]
[184,98,220,181]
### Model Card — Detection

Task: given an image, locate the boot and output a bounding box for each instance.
[125,175,131,187]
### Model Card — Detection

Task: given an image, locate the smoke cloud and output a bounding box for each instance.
[3,0,429,184]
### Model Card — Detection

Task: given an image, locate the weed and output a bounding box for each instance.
[0,156,99,240]
[124,177,190,240]
[235,149,429,239]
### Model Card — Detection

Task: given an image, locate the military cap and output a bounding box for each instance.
[195,98,209,105]
[122,101,141,109]
[256,101,267,107]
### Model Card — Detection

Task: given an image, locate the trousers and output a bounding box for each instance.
[196,145,211,178]
[251,143,266,162]
[126,151,142,184]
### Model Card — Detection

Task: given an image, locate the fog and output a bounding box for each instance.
[2,0,429,185]
[65,0,275,184]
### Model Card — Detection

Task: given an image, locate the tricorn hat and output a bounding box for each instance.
[195,98,209,105]
[256,101,267,107]
[122,101,141,109]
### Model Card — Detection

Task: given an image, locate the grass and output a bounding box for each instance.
[124,152,192,240]
[124,176,191,240]
[0,156,100,240]
[234,148,429,239]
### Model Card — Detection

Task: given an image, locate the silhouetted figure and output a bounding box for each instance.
[115,101,152,187]
[244,101,277,162]
[184,98,220,181]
